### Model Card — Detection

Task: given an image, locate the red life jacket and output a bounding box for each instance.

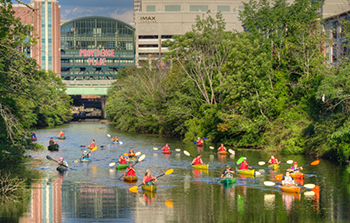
[193,157,202,165]
[120,157,127,164]
[126,167,135,176]
[89,142,95,147]
[144,176,153,183]
[240,161,248,169]
[197,140,203,146]
[163,145,170,151]
[270,157,278,164]
[219,146,226,151]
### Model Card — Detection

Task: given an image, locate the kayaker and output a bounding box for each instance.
[49,137,56,146]
[31,131,36,139]
[111,136,118,142]
[290,161,303,172]
[268,155,281,165]
[89,139,96,150]
[240,157,252,169]
[196,137,203,146]
[282,171,295,185]
[58,130,65,137]
[221,165,235,179]
[119,155,127,164]
[218,144,226,151]
[81,150,91,159]
[125,166,136,176]
[191,154,204,165]
[142,169,157,185]
[58,157,70,168]
[162,143,170,152]
[128,149,137,158]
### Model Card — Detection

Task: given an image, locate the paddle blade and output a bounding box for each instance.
[119,141,123,145]
[138,154,146,162]
[129,186,139,192]
[205,137,207,140]
[153,147,158,151]
[286,160,293,164]
[107,134,111,137]
[236,157,244,165]
[258,161,265,165]
[175,148,181,152]
[124,153,128,156]
[165,169,174,175]
[304,184,316,189]
[311,160,320,166]
[264,181,275,186]
[165,200,174,208]
[228,149,235,155]
[209,146,214,150]
[74,160,79,163]
[183,150,191,157]
[194,142,197,144]
[46,155,53,160]
[109,162,116,167]
[275,174,283,181]
[135,152,141,156]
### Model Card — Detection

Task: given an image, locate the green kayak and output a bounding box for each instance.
[58,135,66,140]
[117,163,129,170]
[220,178,236,184]
[48,144,59,151]
[57,165,68,173]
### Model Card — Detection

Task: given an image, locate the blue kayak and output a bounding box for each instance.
[112,141,119,144]
[80,158,91,163]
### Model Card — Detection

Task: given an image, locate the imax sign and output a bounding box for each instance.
[140,16,156,23]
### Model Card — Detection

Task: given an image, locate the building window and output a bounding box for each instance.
[146,5,155,12]
[190,5,208,12]
[238,6,245,11]
[217,5,230,12]
[165,5,181,12]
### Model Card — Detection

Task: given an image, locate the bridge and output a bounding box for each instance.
[63,80,117,119]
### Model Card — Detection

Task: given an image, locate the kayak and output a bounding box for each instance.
[236,168,255,176]
[112,141,118,144]
[162,150,171,154]
[142,184,157,192]
[279,185,301,193]
[268,164,280,170]
[124,175,138,182]
[220,178,236,184]
[31,137,37,141]
[218,151,228,155]
[80,158,91,163]
[57,165,68,173]
[291,172,305,179]
[117,163,129,170]
[89,146,97,150]
[58,135,66,140]
[129,157,138,162]
[48,144,59,151]
[192,164,209,170]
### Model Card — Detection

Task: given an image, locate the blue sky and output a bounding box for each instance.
[22,0,134,23]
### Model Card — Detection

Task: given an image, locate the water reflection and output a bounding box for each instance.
[142,192,157,206]
[282,192,300,213]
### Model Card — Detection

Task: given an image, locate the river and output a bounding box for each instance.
[11,122,350,222]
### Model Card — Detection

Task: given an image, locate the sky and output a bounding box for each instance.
[23,0,134,24]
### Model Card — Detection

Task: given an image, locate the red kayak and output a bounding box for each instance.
[31,137,37,141]
[162,150,171,154]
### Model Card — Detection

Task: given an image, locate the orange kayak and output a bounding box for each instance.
[162,150,171,154]
[124,175,138,182]
[218,151,228,155]
[290,172,305,179]
[279,185,301,193]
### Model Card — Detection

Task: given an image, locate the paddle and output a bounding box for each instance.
[80,145,103,150]
[123,152,142,157]
[175,149,181,152]
[258,160,292,166]
[118,154,146,179]
[153,147,158,151]
[129,169,174,192]
[236,157,244,165]
[111,153,145,167]
[183,150,194,158]
[209,146,215,150]
[263,181,315,189]
[46,155,73,170]
[228,149,235,155]
[275,160,320,180]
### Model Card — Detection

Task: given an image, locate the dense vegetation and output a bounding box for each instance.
[107,0,350,163]
[0,0,72,165]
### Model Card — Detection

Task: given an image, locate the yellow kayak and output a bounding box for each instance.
[236,168,255,176]
[268,164,280,170]
[142,184,157,192]
[89,146,97,151]
[192,164,209,170]
[218,151,228,155]
[123,175,138,182]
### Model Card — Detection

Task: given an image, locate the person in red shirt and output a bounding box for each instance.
[89,139,96,150]
[142,169,157,185]
[126,166,136,176]
[218,144,226,151]
[196,137,203,146]
[162,143,170,152]
[191,154,204,165]
[268,155,281,165]
[118,155,127,164]
[240,157,252,169]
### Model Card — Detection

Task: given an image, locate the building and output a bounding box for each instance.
[60,16,135,80]
[13,0,61,75]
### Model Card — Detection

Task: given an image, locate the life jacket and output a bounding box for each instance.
[163,145,170,151]
[222,169,233,178]
[219,146,226,151]
[240,161,248,169]
[120,157,127,164]
[59,132,64,136]
[49,140,55,146]
[144,176,154,185]
[197,140,203,145]
[283,176,293,185]
[128,152,135,158]
[291,166,300,172]
[126,167,136,176]
[270,157,278,164]
[193,157,202,165]
[113,137,118,142]
[89,142,95,147]
[82,153,89,158]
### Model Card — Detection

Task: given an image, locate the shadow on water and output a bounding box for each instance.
[4,122,350,222]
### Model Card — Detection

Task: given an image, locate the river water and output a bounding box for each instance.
[13,122,350,222]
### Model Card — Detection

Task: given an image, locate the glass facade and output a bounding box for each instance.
[165,5,181,12]
[190,5,208,12]
[41,2,45,70]
[61,16,135,80]
[217,5,230,12]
